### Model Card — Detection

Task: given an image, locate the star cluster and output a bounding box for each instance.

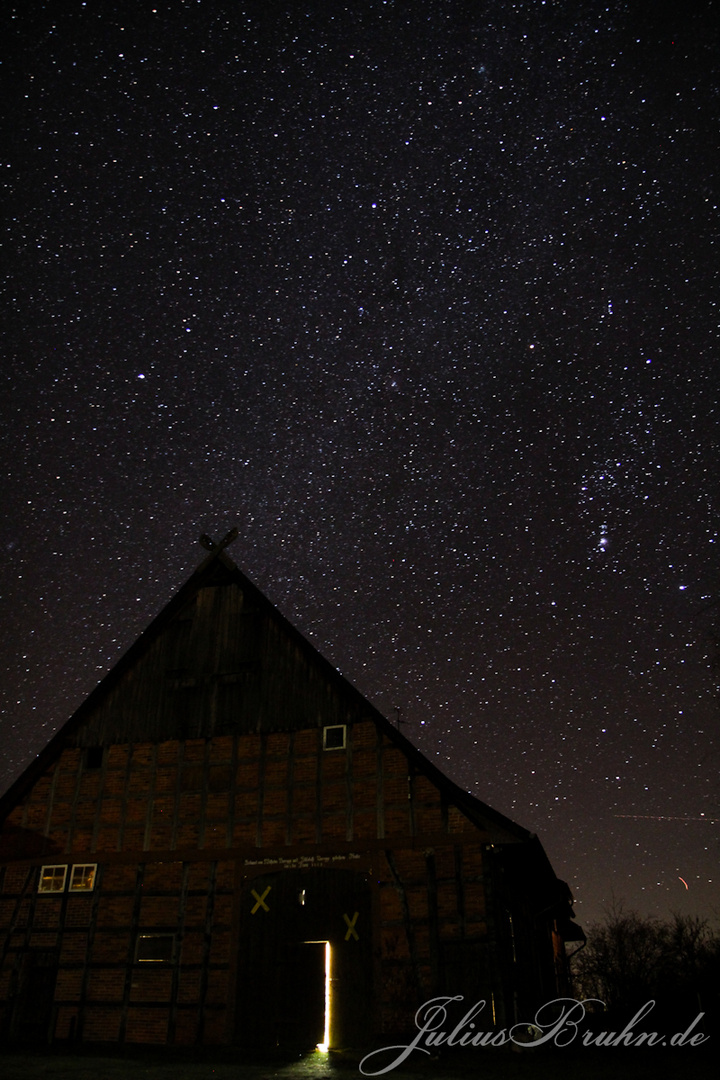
[1,1,718,926]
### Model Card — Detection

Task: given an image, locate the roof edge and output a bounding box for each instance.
[1,548,533,847]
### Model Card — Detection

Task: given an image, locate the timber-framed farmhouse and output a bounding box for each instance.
[0,536,583,1048]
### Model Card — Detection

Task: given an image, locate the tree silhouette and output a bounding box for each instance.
[572,904,720,1027]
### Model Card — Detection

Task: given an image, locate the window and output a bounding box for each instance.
[69,864,97,892]
[84,746,104,770]
[38,865,67,893]
[136,934,175,963]
[38,863,98,893]
[323,724,346,751]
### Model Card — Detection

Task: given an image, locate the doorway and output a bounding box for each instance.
[10,950,59,1042]
[276,939,327,1049]
[235,867,372,1049]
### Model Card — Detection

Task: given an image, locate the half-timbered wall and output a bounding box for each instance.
[2,724,485,856]
[0,720,510,1045]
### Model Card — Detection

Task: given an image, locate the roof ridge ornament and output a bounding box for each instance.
[198,527,239,553]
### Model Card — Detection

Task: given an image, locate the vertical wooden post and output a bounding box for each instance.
[408,768,416,837]
[142,746,159,852]
[314,727,323,844]
[226,734,239,849]
[425,850,440,992]
[91,749,110,852]
[118,862,145,1044]
[285,731,295,845]
[255,734,267,848]
[198,740,211,849]
[167,862,190,1043]
[195,860,217,1044]
[117,743,135,852]
[454,845,466,939]
[375,729,385,840]
[76,862,105,1040]
[170,741,186,851]
[65,753,85,854]
[41,763,61,856]
[384,850,421,996]
[344,718,354,842]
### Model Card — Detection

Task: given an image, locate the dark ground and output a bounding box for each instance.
[0,1043,716,1080]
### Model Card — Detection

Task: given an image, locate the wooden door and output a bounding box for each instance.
[11,950,59,1042]
[235,868,372,1049]
[276,940,326,1048]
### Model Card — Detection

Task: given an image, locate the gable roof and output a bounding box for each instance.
[0,546,532,845]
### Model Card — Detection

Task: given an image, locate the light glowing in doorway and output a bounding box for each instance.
[307,939,331,1052]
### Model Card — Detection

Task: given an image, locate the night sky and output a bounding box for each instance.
[2,1,718,929]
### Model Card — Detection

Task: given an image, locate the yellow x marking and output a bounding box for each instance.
[343,911,359,941]
[251,886,271,914]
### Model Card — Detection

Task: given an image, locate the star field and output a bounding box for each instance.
[1,1,718,927]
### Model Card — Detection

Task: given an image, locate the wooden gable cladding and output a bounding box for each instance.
[72,569,371,747]
[74,582,259,745]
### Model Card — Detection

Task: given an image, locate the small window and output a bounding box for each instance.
[69,863,97,892]
[84,747,104,770]
[38,865,67,893]
[323,724,346,751]
[136,934,175,963]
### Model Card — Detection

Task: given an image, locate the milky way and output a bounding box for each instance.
[1,1,718,927]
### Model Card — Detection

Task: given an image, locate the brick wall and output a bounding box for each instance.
[0,720,496,1044]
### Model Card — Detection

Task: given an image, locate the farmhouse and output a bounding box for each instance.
[0,534,583,1047]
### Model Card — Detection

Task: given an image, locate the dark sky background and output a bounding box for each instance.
[2,0,718,929]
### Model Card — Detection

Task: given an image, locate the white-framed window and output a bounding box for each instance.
[69,863,97,892]
[38,865,67,893]
[136,934,175,962]
[323,724,346,751]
